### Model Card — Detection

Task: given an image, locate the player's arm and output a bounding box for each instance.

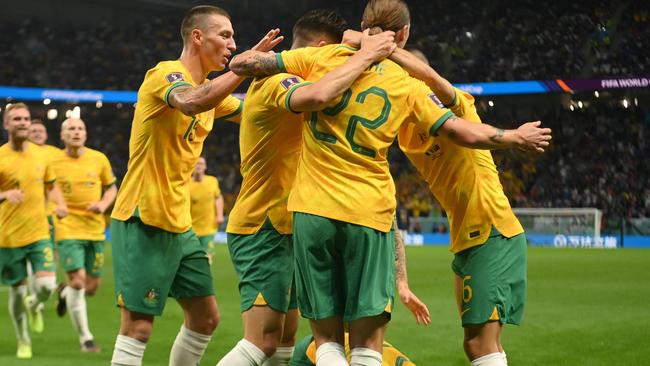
[0,189,24,204]
[289,30,396,112]
[46,183,68,218]
[394,222,431,325]
[389,48,455,106]
[229,50,282,78]
[169,29,284,116]
[215,195,224,227]
[87,184,117,214]
[437,117,552,152]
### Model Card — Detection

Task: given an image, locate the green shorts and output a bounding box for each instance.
[198,235,215,256]
[227,218,296,313]
[452,227,527,326]
[293,212,395,322]
[289,335,315,366]
[111,217,214,316]
[0,240,56,286]
[47,216,55,242]
[57,240,105,277]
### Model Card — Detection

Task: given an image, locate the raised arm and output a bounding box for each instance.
[170,29,284,116]
[289,30,396,112]
[229,50,283,78]
[438,117,552,152]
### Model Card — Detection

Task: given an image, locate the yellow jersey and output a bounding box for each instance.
[277,45,454,232]
[398,88,523,253]
[226,73,307,235]
[190,175,221,236]
[303,337,415,365]
[38,144,62,217]
[51,148,116,241]
[111,60,242,233]
[0,142,54,248]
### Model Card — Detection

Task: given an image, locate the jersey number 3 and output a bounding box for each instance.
[309,86,391,158]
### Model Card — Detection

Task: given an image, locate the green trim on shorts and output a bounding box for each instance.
[227,218,296,313]
[111,217,214,316]
[57,240,105,277]
[452,227,527,326]
[292,212,395,322]
[0,240,55,285]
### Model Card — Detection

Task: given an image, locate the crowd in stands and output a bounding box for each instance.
[2,1,650,232]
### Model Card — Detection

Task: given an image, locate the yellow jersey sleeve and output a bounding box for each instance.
[262,73,311,113]
[214,95,243,123]
[445,87,481,123]
[276,46,319,77]
[407,81,455,136]
[150,66,193,107]
[214,176,221,198]
[43,158,56,184]
[100,154,116,186]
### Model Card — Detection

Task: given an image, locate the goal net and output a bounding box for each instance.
[512,208,613,248]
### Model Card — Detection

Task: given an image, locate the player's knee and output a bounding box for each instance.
[203,310,220,333]
[258,337,280,357]
[463,336,484,359]
[85,287,97,296]
[127,322,153,343]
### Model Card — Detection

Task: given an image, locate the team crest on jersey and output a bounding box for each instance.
[143,288,159,306]
[166,72,184,83]
[428,93,444,108]
[280,76,300,90]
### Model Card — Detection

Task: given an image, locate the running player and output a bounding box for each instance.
[0,103,66,359]
[389,46,541,365]
[190,156,223,263]
[229,1,550,364]
[108,5,283,366]
[51,117,117,353]
[290,333,415,366]
[219,10,396,366]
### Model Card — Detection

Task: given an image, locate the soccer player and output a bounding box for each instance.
[390,47,540,365]
[229,1,550,365]
[190,156,223,263]
[0,103,66,359]
[220,9,397,366]
[290,333,415,366]
[108,5,282,366]
[50,117,117,353]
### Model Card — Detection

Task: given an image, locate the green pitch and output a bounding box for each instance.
[0,245,648,365]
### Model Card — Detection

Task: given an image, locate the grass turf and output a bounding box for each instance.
[0,245,648,365]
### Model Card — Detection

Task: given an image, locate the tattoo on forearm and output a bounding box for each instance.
[490,128,505,142]
[395,230,408,283]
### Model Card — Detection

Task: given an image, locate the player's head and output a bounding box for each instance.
[194,156,207,177]
[3,103,31,142]
[405,46,429,66]
[362,0,410,48]
[291,9,348,49]
[181,5,235,71]
[29,118,48,145]
[61,118,87,149]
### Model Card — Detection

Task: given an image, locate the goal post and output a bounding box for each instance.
[512,208,613,248]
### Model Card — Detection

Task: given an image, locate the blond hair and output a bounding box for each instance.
[3,102,29,123]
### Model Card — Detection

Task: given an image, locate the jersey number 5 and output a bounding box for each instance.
[309,86,391,158]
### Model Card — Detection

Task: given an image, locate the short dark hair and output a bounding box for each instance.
[31,118,45,126]
[181,5,230,43]
[293,9,348,47]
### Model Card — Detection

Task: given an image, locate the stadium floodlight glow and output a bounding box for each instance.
[116,103,123,109]
[622,99,629,108]
[465,31,473,38]
[47,109,58,120]
[578,101,584,109]
[65,109,72,118]
[569,105,575,111]
[72,106,81,119]
[488,100,494,107]
[96,100,103,109]
[634,98,638,106]
[43,98,51,105]
[594,91,599,98]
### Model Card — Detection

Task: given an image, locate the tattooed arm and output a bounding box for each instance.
[168,71,245,116]
[395,223,431,325]
[437,116,552,152]
[229,50,282,78]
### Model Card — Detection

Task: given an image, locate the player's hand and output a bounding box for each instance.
[514,121,552,153]
[3,189,24,204]
[87,201,107,214]
[54,204,69,219]
[215,215,224,228]
[251,29,284,53]
[359,29,397,62]
[342,29,362,48]
[397,282,431,325]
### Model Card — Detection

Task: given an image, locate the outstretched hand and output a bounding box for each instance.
[398,283,431,325]
[515,121,552,153]
[251,28,284,53]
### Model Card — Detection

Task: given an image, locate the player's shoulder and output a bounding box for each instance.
[143,60,188,84]
[205,175,219,184]
[84,147,109,161]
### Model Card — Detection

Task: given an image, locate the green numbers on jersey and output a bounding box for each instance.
[183,116,199,141]
[309,86,391,158]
